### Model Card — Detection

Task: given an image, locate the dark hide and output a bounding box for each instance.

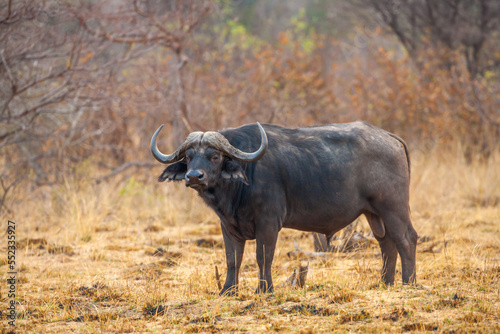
[158,161,187,182]
[221,160,248,185]
[157,122,417,294]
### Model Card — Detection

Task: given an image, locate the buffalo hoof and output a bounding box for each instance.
[219,286,238,297]
[255,285,274,294]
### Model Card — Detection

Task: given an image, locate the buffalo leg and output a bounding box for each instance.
[375,234,398,285]
[220,225,246,296]
[367,213,397,285]
[396,224,418,284]
[380,211,418,284]
[255,225,279,293]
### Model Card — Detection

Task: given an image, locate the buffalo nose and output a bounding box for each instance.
[185,170,205,182]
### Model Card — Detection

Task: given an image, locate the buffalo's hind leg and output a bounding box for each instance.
[379,211,418,284]
[375,235,398,285]
[396,222,418,284]
[367,213,398,285]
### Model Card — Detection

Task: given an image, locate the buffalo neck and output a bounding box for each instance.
[198,179,245,223]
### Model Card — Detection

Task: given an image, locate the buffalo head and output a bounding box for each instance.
[151,123,268,190]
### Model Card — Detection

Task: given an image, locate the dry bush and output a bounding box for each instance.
[104,13,500,158]
[2,0,499,211]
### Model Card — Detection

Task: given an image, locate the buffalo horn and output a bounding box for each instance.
[151,123,268,164]
[203,122,268,162]
[150,124,203,164]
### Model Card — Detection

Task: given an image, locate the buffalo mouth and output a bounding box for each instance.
[185,181,207,190]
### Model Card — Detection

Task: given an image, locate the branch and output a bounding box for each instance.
[184,1,212,36]
[419,239,453,253]
[214,265,222,291]
[287,240,334,260]
[133,0,181,50]
[0,0,12,23]
[76,10,175,46]
[0,127,23,143]
[96,161,157,183]
[0,174,24,213]
[468,81,500,127]
[0,50,16,86]
[1,83,75,123]
[370,0,415,55]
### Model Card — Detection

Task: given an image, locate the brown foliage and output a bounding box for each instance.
[1,0,499,210]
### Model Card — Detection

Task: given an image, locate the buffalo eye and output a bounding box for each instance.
[185,148,195,163]
[211,154,220,162]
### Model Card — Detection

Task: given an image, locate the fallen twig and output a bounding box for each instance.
[287,240,334,259]
[313,231,376,253]
[215,265,222,291]
[420,239,453,253]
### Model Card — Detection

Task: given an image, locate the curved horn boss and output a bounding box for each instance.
[202,122,268,162]
[150,122,268,163]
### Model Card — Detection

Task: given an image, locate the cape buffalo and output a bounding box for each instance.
[151,122,417,294]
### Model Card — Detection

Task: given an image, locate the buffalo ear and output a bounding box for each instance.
[158,162,187,182]
[221,160,248,185]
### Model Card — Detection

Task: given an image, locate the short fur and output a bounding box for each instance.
[156,122,418,294]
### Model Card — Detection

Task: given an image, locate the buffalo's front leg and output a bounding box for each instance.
[255,224,279,293]
[220,225,246,296]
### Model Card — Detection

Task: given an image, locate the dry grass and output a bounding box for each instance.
[1,147,500,333]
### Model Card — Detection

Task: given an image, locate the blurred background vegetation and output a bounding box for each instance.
[1,0,500,211]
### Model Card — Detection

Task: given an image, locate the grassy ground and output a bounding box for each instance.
[1,147,499,333]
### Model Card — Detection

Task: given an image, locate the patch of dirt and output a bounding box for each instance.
[154,237,174,246]
[339,310,370,323]
[129,259,179,279]
[381,308,410,321]
[47,244,75,256]
[144,247,182,259]
[75,283,108,297]
[143,300,199,319]
[156,259,178,267]
[436,293,466,308]
[184,324,221,333]
[481,244,500,251]
[71,314,99,322]
[279,303,335,316]
[403,323,438,331]
[327,290,359,304]
[465,220,493,228]
[190,314,221,324]
[194,238,223,248]
[72,283,124,303]
[143,304,166,316]
[17,238,48,249]
[466,195,500,208]
[94,225,112,232]
[144,224,164,232]
[104,245,141,251]
[238,302,257,315]
[461,311,485,323]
